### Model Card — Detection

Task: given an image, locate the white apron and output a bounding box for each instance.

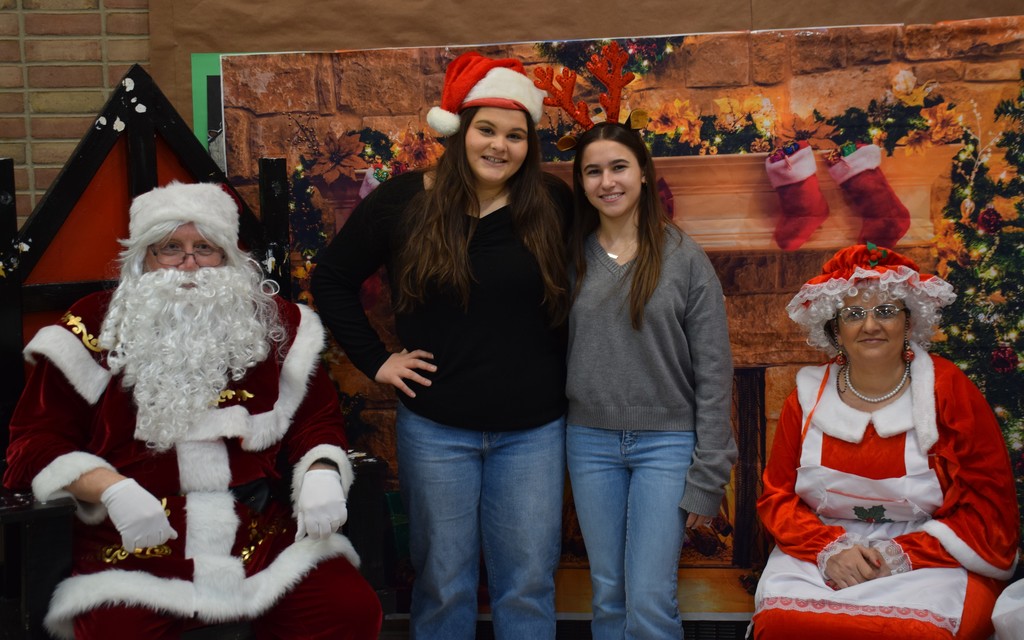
[756,390,968,635]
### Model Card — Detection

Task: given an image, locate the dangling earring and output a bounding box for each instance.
[902,318,914,363]
[831,322,846,366]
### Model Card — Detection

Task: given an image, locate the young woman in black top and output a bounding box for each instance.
[312,51,570,640]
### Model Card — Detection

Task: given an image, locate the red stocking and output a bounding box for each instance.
[766,141,830,251]
[826,143,910,248]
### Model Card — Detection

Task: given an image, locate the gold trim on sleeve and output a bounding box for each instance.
[62,312,101,353]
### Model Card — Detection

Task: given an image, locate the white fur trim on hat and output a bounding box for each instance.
[462,66,545,124]
[129,181,239,246]
[426,106,463,136]
[827,144,882,185]
[427,55,546,136]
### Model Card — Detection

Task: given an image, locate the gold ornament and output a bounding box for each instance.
[959,197,975,223]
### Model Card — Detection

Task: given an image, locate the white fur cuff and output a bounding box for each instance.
[291,445,354,509]
[32,451,117,524]
[25,326,111,405]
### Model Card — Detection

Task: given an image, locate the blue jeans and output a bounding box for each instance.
[567,425,696,640]
[396,404,565,640]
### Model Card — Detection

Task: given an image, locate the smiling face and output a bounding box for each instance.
[463,107,529,192]
[834,289,908,370]
[579,139,643,225]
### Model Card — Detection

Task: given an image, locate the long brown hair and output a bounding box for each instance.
[570,122,667,330]
[395,107,568,324]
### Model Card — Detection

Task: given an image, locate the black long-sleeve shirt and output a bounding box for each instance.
[311,171,571,431]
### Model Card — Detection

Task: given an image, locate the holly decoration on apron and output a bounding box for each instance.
[854,504,894,523]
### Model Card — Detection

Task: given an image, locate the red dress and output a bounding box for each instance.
[4,291,381,639]
[754,347,1019,639]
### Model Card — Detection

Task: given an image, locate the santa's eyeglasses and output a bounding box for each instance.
[149,241,225,267]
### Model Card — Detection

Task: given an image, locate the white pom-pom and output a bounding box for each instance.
[426,107,460,136]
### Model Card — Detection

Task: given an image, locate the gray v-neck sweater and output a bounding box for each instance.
[566,226,737,516]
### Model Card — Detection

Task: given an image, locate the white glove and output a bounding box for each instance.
[295,469,348,541]
[100,478,178,551]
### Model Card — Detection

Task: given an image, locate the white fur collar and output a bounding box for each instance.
[242,303,326,450]
[187,303,328,450]
[797,343,937,453]
[29,303,327,451]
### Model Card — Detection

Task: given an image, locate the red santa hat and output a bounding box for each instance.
[426,51,546,136]
[128,181,240,248]
[787,243,955,354]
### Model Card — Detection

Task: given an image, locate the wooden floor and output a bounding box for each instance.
[555,567,754,621]
[380,567,754,638]
[379,618,750,639]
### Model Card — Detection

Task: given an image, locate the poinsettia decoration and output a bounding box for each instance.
[307,130,369,186]
[921,103,964,144]
[774,112,839,150]
[391,126,445,169]
[648,99,702,147]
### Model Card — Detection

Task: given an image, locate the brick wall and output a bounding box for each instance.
[2,2,1020,232]
[0,0,149,227]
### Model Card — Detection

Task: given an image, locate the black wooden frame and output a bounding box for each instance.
[0,65,280,454]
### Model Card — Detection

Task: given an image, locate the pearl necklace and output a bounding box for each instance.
[843,362,911,403]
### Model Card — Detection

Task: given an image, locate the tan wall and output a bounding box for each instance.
[1,0,1021,226]
[0,0,149,223]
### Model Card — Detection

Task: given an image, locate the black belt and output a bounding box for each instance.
[229,478,271,514]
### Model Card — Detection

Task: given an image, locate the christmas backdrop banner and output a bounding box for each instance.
[218,17,1024,588]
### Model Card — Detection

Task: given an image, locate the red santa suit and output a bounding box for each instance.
[4,291,381,639]
[754,343,1019,639]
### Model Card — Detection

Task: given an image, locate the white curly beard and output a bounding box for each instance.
[99,267,274,451]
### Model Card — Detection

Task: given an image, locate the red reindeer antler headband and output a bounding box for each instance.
[533,41,647,150]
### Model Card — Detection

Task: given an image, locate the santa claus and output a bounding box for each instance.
[4,181,382,639]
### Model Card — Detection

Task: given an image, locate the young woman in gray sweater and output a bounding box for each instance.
[566,122,737,639]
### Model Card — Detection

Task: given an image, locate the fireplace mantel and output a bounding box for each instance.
[543,144,957,252]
